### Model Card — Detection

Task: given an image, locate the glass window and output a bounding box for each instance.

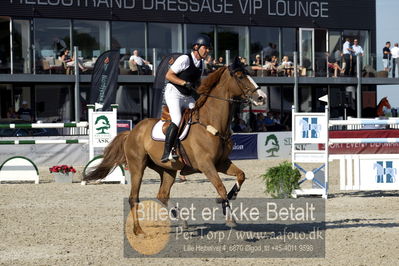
[148,23,182,67]
[112,21,146,75]
[35,84,73,121]
[115,85,150,121]
[73,20,110,61]
[250,27,279,64]
[12,19,32,74]
[217,26,248,64]
[281,28,297,61]
[34,18,70,74]
[0,17,10,74]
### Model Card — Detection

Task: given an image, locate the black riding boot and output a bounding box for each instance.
[161,123,179,163]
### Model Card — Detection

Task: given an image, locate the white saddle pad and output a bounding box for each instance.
[151,120,191,142]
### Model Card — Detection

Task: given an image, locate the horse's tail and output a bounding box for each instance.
[83,131,130,181]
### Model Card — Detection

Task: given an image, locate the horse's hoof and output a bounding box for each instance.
[226,219,237,228]
[134,227,145,236]
[182,220,189,229]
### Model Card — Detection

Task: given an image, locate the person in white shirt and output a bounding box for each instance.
[129,49,152,74]
[351,39,364,76]
[342,38,354,76]
[391,43,399,78]
[161,35,211,163]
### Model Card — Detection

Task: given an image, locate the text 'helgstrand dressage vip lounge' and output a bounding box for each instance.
[0,0,385,125]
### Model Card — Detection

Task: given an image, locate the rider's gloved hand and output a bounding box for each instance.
[184,81,195,91]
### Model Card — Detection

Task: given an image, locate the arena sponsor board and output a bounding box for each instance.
[117,119,132,133]
[229,134,258,160]
[123,198,325,258]
[325,130,399,154]
[257,132,290,159]
[358,156,399,190]
[1,0,375,30]
[89,111,117,147]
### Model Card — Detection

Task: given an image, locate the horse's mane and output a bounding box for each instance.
[195,67,227,109]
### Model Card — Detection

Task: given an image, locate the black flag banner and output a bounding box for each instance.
[150,53,182,118]
[89,50,120,111]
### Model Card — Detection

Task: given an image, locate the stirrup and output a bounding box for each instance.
[168,152,176,163]
[171,148,179,160]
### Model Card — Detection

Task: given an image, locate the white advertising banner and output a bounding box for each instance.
[90,111,117,148]
[359,158,399,190]
[257,132,317,160]
[294,114,327,144]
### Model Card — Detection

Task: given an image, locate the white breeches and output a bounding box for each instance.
[164,84,195,126]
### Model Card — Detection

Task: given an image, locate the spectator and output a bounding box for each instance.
[277,56,293,76]
[6,107,17,119]
[270,55,279,75]
[204,55,216,74]
[17,101,33,121]
[252,54,262,66]
[326,53,343,78]
[334,49,343,67]
[383,41,392,73]
[214,56,225,68]
[342,38,354,76]
[240,57,248,66]
[251,56,277,75]
[263,42,276,57]
[391,43,399,78]
[256,113,266,131]
[232,115,250,133]
[352,39,364,76]
[256,113,274,132]
[59,49,87,72]
[129,49,152,74]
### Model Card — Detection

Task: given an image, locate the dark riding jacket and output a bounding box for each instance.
[171,53,202,96]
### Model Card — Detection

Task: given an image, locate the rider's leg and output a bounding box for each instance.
[162,87,183,163]
[161,122,179,163]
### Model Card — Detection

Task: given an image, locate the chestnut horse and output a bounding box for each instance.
[84,58,266,234]
[376,97,391,117]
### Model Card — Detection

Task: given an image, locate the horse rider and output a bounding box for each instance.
[161,34,212,163]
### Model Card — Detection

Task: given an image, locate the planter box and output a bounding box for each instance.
[53,172,73,183]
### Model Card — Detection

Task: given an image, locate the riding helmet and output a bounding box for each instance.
[192,35,213,49]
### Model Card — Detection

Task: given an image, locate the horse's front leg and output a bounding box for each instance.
[156,169,176,205]
[217,159,245,200]
[199,162,237,227]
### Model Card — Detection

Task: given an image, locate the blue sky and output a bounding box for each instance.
[377,0,399,107]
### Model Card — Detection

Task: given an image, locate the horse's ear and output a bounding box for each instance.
[228,56,243,75]
[234,56,240,65]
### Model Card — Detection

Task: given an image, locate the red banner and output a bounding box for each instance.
[320,130,399,154]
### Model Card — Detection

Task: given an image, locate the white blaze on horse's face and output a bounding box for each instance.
[247,76,266,106]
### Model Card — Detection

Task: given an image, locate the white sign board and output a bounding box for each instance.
[90,111,117,148]
[359,158,399,190]
[294,114,327,144]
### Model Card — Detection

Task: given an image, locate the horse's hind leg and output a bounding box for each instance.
[217,159,245,200]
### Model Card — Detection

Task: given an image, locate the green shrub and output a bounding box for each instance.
[261,161,301,198]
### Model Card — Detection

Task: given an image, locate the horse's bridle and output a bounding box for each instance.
[199,68,260,105]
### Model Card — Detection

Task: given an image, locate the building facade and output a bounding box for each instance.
[0,0,391,129]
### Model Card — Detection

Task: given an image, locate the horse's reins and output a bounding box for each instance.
[190,68,259,142]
